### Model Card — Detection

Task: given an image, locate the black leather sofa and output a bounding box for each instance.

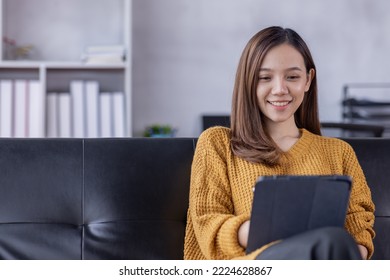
[0,137,388,259]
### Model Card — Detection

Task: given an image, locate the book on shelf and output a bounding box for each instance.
[57,93,72,138]
[81,45,125,64]
[28,80,45,137]
[13,80,28,137]
[86,45,126,54]
[0,79,124,138]
[99,92,113,137]
[0,79,45,138]
[70,79,100,138]
[70,80,85,138]
[112,92,125,137]
[47,81,126,138]
[0,80,13,137]
[46,93,58,138]
[85,81,99,138]
[99,91,126,137]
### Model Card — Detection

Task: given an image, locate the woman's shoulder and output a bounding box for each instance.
[303,129,354,152]
[197,126,231,150]
[199,126,231,140]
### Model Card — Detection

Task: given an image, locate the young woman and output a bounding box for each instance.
[184,26,375,260]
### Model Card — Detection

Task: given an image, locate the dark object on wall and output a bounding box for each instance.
[202,115,385,138]
[321,122,385,138]
[0,138,388,259]
[202,115,230,130]
[342,83,390,137]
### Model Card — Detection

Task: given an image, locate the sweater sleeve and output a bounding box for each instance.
[342,143,375,259]
[188,128,248,259]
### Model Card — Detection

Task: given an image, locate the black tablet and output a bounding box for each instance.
[246,175,352,254]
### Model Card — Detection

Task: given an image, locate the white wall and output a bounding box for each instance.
[4,0,124,61]
[132,0,390,137]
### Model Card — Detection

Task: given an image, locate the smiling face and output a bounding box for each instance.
[256,43,314,130]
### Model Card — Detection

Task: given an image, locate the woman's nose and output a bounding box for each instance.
[271,78,288,95]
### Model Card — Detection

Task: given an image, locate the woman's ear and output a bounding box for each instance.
[305,68,315,92]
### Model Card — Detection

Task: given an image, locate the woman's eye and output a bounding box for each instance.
[259,76,270,81]
[287,75,300,80]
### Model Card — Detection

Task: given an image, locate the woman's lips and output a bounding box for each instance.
[268,100,291,107]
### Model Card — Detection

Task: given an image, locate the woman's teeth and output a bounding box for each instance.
[269,101,290,106]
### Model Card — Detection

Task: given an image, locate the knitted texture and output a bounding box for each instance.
[184,126,375,259]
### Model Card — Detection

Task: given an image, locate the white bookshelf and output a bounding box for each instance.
[0,0,132,137]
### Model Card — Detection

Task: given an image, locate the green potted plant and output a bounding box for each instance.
[143,124,177,137]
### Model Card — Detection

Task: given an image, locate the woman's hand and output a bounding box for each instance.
[238,220,250,248]
[358,244,368,260]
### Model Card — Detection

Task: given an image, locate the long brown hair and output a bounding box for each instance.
[230,26,321,165]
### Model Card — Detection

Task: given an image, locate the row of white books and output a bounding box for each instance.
[0,79,45,137]
[0,79,126,138]
[47,80,126,138]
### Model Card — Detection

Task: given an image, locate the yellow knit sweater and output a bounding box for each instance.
[184,126,375,260]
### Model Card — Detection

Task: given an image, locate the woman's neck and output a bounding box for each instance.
[266,122,301,152]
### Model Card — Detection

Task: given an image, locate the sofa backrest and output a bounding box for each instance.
[343,138,390,260]
[0,138,195,259]
[0,137,388,260]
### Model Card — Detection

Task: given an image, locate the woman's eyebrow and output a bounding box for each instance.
[286,67,303,71]
[259,67,303,72]
[259,68,272,72]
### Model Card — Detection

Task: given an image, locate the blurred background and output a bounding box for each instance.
[132,0,390,137]
[2,0,390,138]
